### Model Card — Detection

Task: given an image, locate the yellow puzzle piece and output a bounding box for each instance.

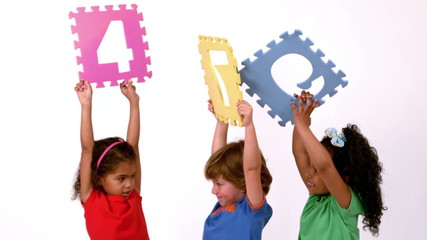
[198,35,243,126]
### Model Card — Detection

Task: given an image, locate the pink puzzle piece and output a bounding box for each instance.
[69,4,152,88]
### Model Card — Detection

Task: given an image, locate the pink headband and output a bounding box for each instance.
[96,141,123,169]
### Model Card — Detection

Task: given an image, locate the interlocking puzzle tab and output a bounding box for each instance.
[198,35,243,126]
[239,30,348,126]
[69,4,151,88]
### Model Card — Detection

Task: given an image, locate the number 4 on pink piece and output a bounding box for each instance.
[69,4,152,88]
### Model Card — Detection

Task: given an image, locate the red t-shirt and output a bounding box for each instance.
[83,189,149,240]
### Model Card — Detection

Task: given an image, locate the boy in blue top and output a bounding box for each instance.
[203,100,273,240]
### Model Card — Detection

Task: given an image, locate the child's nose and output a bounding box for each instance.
[125,179,133,188]
[211,185,218,194]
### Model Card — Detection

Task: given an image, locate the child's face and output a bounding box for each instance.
[100,161,136,199]
[305,165,329,195]
[211,176,245,207]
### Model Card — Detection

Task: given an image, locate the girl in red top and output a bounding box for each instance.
[73,80,149,240]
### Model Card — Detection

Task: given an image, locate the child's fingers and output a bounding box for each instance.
[301,90,308,100]
[208,102,214,113]
[120,79,130,87]
[302,98,317,117]
[120,80,127,89]
[75,80,83,89]
[305,94,312,106]
[207,100,213,110]
[75,80,85,92]
[308,99,318,112]
[237,103,252,118]
[127,79,134,88]
[237,106,249,116]
[236,100,249,110]
[120,80,136,93]
[83,80,92,91]
[290,102,297,112]
[236,100,244,106]
[297,95,304,111]
[236,100,250,109]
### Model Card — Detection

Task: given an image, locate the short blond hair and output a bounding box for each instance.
[205,140,272,195]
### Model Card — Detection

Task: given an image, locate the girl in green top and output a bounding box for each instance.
[290,91,386,239]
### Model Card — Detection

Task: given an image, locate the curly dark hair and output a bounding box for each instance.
[72,137,137,200]
[205,140,273,195]
[321,124,387,236]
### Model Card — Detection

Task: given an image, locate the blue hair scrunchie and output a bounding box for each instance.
[325,128,346,148]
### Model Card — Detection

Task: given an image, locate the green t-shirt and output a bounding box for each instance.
[299,187,364,240]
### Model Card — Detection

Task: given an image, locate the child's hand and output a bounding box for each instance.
[120,80,139,103]
[291,90,317,127]
[208,99,215,114]
[208,99,222,122]
[237,100,253,127]
[75,80,92,106]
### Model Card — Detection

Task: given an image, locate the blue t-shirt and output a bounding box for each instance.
[203,197,272,240]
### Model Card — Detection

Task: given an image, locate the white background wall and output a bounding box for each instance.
[1,0,426,239]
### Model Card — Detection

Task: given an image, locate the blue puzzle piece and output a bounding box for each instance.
[239,29,348,127]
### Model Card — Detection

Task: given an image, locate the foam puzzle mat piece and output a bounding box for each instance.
[69,4,151,88]
[239,30,348,126]
[198,36,243,126]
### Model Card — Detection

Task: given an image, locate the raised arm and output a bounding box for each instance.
[291,93,313,184]
[208,100,229,154]
[75,80,94,203]
[120,80,141,193]
[237,100,264,208]
[290,92,351,208]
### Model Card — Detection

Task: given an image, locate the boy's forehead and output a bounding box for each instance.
[214,175,226,182]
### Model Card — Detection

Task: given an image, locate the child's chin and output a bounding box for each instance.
[219,201,230,207]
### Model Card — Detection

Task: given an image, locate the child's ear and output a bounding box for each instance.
[96,177,104,187]
[343,175,350,184]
